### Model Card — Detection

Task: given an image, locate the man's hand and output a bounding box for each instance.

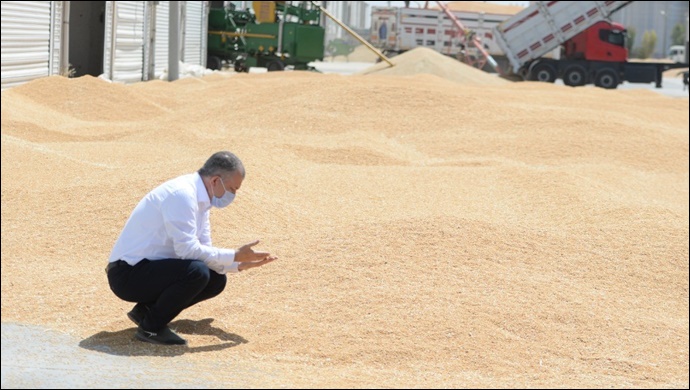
[237,256,277,272]
[235,240,277,270]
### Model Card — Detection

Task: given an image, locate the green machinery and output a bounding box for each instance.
[326,38,355,59]
[207,1,325,72]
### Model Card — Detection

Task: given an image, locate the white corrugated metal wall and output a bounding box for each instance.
[2,0,209,89]
[52,2,63,78]
[151,1,206,79]
[0,1,62,90]
[153,0,170,79]
[103,1,147,83]
[183,1,206,67]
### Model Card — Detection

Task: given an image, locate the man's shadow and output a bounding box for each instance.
[79,318,248,357]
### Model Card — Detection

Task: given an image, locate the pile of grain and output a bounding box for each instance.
[1,68,688,388]
[358,47,508,85]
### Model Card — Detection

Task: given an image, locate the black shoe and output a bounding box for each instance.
[127,304,149,326]
[135,326,187,345]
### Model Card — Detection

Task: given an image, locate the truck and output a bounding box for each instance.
[668,45,685,63]
[369,4,518,71]
[207,1,324,72]
[493,1,689,89]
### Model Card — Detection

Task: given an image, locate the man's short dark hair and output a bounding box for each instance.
[198,151,245,178]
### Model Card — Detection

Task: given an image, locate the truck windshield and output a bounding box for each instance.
[600,29,625,47]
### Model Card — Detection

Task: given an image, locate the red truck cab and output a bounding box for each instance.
[564,21,627,62]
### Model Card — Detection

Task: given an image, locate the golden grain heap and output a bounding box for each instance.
[1,47,688,388]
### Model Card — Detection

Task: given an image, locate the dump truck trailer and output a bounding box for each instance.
[493,1,688,89]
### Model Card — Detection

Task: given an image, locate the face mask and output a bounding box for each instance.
[211,178,235,208]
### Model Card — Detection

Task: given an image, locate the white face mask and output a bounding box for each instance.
[211,178,235,208]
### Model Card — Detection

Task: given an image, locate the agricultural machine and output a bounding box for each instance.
[207,1,325,72]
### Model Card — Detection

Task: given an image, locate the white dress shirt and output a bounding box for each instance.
[108,172,238,274]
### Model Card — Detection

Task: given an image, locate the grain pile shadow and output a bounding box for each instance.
[78,318,248,356]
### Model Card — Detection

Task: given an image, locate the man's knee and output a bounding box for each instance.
[207,272,228,296]
[187,260,211,284]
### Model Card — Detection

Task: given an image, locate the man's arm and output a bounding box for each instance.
[161,191,237,273]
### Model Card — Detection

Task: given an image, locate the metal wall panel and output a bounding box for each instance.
[1,1,61,90]
[103,0,146,83]
[51,1,62,76]
[115,1,146,82]
[183,0,205,66]
[103,1,113,79]
[142,0,153,80]
[154,0,170,79]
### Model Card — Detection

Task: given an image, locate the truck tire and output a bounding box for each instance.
[594,68,619,89]
[234,62,248,73]
[207,56,222,71]
[267,60,285,72]
[563,65,587,87]
[530,63,557,82]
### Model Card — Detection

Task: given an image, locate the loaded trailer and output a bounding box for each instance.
[493,1,688,89]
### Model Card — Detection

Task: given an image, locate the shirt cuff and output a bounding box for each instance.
[226,261,240,274]
[215,248,238,274]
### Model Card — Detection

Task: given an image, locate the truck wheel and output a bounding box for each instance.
[594,69,619,89]
[234,62,248,73]
[207,56,222,71]
[267,60,285,72]
[530,63,557,83]
[563,65,587,87]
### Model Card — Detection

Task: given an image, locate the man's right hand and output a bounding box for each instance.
[235,240,273,263]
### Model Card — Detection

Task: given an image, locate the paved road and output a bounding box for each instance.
[1,323,273,388]
[556,76,689,98]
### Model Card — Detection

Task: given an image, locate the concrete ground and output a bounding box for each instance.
[1,322,278,388]
[1,323,213,388]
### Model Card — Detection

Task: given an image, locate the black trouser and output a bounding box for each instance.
[107,259,227,332]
